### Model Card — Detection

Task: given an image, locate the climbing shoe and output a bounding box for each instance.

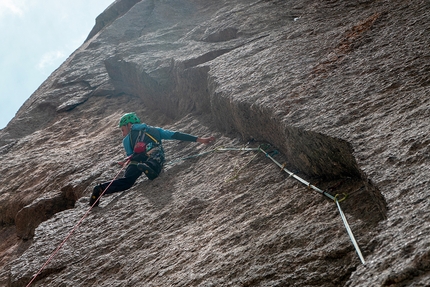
[89,184,103,207]
[137,162,158,180]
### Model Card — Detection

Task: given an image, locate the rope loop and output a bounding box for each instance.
[334,193,348,203]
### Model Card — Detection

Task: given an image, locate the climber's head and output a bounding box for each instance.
[119,112,140,136]
[119,112,141,127]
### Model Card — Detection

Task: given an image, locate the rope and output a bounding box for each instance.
[257,145,365,264]
[257,146,336,200]
[26,158,131,286]
[165,146,259,165]
[225,151,260,182]
[166,144,365,264]
[28,143,365,284]
[166,148,218,165]
[336,198,366,264]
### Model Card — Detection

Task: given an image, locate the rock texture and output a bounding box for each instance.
[0,0,428,286]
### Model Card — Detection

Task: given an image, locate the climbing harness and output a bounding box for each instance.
[167,144,366,264]
[26,157,131,287]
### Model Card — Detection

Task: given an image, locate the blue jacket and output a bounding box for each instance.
[122,123,197,156]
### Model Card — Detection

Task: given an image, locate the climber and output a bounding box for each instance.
[89,112,215,206]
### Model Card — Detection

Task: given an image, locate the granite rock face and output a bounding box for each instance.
[0,0,428,286]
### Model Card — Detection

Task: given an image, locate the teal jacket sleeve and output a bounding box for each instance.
[157,128,197,142]
[125,124,197,156]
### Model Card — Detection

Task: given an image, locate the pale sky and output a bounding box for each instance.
[0,0,114,129]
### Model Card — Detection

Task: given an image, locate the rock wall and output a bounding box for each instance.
[0,0,428,286]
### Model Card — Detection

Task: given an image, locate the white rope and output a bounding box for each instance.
[167,144,366,264]
[336,199,366,264]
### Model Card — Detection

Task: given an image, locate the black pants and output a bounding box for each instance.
[100,158,162,195]
[102,164,142,195]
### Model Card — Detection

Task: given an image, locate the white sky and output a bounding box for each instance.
[0,0,114,129]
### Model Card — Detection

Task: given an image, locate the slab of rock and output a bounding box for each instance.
[0,0,428,286]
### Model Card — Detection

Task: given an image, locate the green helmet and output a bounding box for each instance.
[119,112,141,127]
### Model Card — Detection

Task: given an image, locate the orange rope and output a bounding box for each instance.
[26,158,131,286]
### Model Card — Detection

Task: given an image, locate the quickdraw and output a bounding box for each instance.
[166,144,365,264]
[28,143,365,286]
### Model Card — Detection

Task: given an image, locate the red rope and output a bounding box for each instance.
[26,158,131,287]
